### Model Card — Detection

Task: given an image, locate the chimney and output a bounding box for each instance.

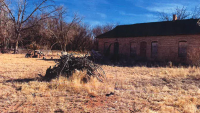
[173,14,177,21]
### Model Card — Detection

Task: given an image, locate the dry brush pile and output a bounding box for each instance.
[43,53,106,82]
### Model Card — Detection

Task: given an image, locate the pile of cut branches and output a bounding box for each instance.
[43,53,106,82]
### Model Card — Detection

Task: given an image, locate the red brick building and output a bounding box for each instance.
[96,18,200,63]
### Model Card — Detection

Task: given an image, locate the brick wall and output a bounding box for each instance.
[98,35,200,62]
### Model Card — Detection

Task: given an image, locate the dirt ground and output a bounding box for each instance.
[1,54,200,113]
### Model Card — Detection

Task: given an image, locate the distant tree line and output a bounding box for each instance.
[0,0,115,53]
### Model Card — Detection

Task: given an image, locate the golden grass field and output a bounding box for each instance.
[1,54,200,112]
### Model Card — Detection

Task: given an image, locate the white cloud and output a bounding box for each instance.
[84,20,102,26]
[54,0,110,12]
[119,11,157,18]
[146,3,184,14]
[96,12,107,19]
[119,11,138,16]
[118,11,159,24]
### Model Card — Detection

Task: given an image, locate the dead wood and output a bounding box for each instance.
[43,53,106,82]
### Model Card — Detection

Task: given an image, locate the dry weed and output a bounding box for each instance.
[1,54,200,112]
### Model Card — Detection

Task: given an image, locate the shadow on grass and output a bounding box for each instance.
[2,77,42,91]
[91,56,190,68]
[4,74,44,83]
[34,53,189,68]
[37,55,190,68]
[37,58,60,62]
[5,78,38,83]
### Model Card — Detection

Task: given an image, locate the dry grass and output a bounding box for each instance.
[0,54,200,112]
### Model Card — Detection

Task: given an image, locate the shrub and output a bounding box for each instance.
[27,42,40,50]
[1,48,10,53]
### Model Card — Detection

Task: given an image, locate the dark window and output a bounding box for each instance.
[151,42,158,57]
[114,42,119,56]
[178,41,187,57]
[130,42,137,57]
[140,41,147,58]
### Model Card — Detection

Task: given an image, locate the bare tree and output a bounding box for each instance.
[0,19,13,49]
[0,0,57,53]
[158,6,191,21]
[46,6,82,51]
[70,24,93,51]
[191,6,200,19]
[0,1,13,50]
[22,15,47,47]
[92,24,115,50]
[92,24,115,38]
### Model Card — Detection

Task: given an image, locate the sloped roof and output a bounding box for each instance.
[96,19,200,38]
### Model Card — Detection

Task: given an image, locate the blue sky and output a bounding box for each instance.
[54,0,200,26]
